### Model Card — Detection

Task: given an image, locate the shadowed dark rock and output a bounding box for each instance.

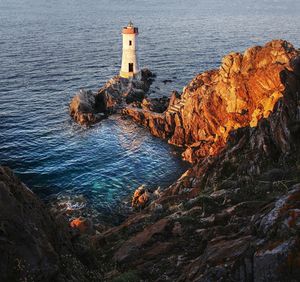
[0,167,102,281]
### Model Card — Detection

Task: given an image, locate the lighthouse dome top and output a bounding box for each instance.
[122,21,138,34]
[128,21,134,27]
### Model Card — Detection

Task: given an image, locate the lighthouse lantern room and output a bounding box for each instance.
[120,21,140,79]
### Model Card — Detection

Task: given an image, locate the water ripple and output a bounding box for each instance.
[1,0,299,217]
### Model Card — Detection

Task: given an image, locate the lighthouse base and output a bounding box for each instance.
[120,71,141,80]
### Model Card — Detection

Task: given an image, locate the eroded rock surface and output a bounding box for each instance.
[69,89,107,125]
[4,40,300,281]
[124,40,300,163]
[69,69,155,125]
[0,166,102,281]
[93,40,300,281]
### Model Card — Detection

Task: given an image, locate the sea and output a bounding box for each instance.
[1,0,300,222]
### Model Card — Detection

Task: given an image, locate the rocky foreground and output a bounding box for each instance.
[1,40,300,281]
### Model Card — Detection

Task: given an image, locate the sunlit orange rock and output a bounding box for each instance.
[131,185,151,209]
[123,40,299,163]
[70,217,92,234]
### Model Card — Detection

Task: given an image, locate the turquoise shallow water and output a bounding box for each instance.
[0,0,300,218]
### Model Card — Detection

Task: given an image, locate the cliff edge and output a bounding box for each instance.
[124,40,299,163]
[97,40,300,281]
[0,167,103,281]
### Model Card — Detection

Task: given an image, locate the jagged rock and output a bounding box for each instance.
[4,40,300,281]
[0,166,70,281]
[253,238,298,282]
[141,68,156,82]
[113,218,171,263]
[131,185,151,209]
[141,97,169,113]
[0,166,104,281]
[69,89,106,125]
[131,185,163,210]
[69,68,154,125]
[123,40,300,163]
[93,40,300,281]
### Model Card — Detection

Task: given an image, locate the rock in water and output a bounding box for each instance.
[69,68,155,126]
[69,89,106,125]
[131,185,152,209]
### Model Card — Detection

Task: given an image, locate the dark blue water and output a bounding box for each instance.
[1,0,300,218]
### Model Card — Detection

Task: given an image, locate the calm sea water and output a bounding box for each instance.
[1,0,300,218]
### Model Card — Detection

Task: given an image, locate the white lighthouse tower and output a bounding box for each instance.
[120,21,140,79]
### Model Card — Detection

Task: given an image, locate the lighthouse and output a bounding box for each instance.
[120,21,140,79]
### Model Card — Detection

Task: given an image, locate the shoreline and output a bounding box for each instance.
[10,113,190,228]
[1,39,300,281]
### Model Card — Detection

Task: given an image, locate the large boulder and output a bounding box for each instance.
[69,89,106,125]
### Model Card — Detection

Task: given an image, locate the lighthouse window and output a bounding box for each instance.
[129,63,133,72]
[129,40,132,46]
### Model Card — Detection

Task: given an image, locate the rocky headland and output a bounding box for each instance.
[2,40,300,281]
[123,40,299,163]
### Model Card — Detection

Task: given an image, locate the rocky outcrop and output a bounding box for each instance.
[69,69,155,125]
[69,89,107,125]
[131,185,151,209]
[93,40,300,281]
[131,185,162,210]
[0,166,68,281]
[0,166,102,281]
[123,40,300,163]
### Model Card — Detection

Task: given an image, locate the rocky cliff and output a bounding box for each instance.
[123,40,299,163]
[0,166,103,281]
[95,40,300,281]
